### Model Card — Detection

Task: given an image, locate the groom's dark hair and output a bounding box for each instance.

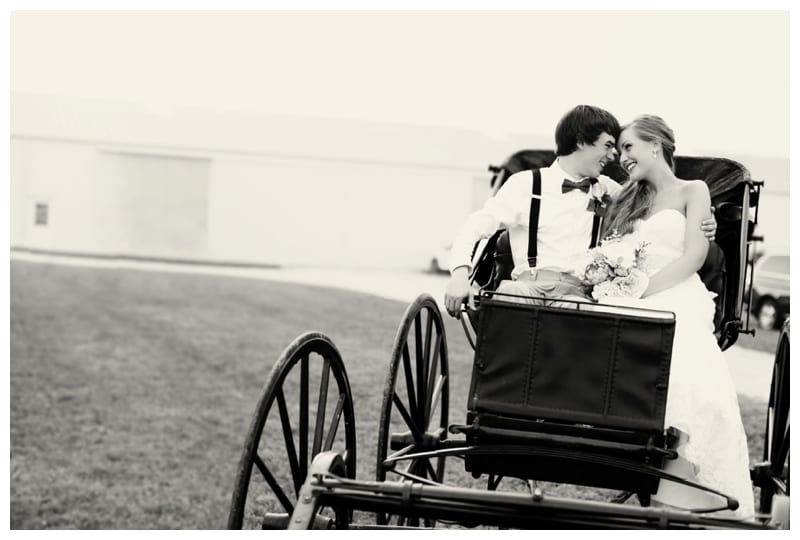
[554,105,620,156]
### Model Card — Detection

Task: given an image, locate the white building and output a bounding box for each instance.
[11,93,558,270]
[10,93,789,271]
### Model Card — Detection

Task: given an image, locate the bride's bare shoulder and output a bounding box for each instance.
[676,178,708,191]
[679,179,711,205]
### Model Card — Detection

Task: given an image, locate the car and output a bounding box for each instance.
[429,244,451,274]
[750,253,790,330]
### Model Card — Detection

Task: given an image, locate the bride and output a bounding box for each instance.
[600,115,755,519]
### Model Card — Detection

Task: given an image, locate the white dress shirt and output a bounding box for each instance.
[449,159,622,278]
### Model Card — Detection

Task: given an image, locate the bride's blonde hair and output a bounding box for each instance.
[602,115,676,238]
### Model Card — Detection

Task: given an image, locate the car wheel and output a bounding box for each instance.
[757,298,784,330]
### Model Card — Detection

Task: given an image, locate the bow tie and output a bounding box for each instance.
[561,177,597,194]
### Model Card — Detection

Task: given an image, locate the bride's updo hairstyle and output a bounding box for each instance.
[602,115,676,238]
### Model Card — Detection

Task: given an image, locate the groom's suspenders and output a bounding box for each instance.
[526,168,605,267]
[590,214,603,248]
[527,169,542,268]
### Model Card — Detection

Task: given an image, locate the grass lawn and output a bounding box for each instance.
[10,261,770,529]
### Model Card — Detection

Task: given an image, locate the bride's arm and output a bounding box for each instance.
[642,181,711,297]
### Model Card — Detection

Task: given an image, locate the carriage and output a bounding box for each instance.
[226,151,789,529]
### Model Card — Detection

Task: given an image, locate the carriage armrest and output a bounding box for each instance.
[469,230,513,291]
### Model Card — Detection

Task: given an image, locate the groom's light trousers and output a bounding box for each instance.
[495,267,589,308]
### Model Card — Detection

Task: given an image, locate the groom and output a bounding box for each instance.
[443,105,716,317]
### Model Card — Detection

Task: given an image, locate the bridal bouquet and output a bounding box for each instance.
[576,231,650,301]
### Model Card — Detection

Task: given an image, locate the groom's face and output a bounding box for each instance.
[577,132,618,178]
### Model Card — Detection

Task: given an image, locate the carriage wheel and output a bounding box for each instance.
[376,293,449,526]
[758,321,790,514]
[227,332,357,529]
[288,452,351,530]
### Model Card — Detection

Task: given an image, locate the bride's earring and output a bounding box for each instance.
[652,148,658,159]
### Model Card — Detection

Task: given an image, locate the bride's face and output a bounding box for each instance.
[618,128,656,181]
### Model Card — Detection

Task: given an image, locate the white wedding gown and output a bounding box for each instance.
[605,209,755,519]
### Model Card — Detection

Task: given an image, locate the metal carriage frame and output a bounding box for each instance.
[226,152,788,530]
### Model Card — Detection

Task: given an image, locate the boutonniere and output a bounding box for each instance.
[586,181,612,217]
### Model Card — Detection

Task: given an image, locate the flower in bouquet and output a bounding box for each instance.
[577,230,650,301]
[615,267,649,298]
[583,260,611,285]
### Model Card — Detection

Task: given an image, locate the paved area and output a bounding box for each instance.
[11,251,774,401]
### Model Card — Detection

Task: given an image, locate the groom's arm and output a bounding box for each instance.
[702,207,717,241]
[444,172,527,317]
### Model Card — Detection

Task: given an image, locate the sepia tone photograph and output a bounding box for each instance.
[8,7,792,530]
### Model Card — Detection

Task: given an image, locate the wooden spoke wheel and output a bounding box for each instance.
[376,294,449,526]
[288,451,351,530]
[227,332,357,529]
[757,321,790,515]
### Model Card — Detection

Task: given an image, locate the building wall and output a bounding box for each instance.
[10,135,485,270]
[738,155,790,256]
[207,154,479,268]
[97,151,211,259]
[755,192,790,255]
[11,138,108,253]
[10,94,788,270]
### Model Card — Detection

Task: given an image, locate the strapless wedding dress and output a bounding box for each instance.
[607,209,755,518]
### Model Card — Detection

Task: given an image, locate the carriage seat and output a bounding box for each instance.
[478,230,727,332]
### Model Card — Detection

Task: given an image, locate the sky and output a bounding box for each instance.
[8,9,791,160]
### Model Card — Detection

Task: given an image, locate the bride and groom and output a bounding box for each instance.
[442,105,754,519]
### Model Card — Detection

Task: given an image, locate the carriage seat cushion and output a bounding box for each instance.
[491,232,726,327]
[476,224,726,331]
[491,230,514,289]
